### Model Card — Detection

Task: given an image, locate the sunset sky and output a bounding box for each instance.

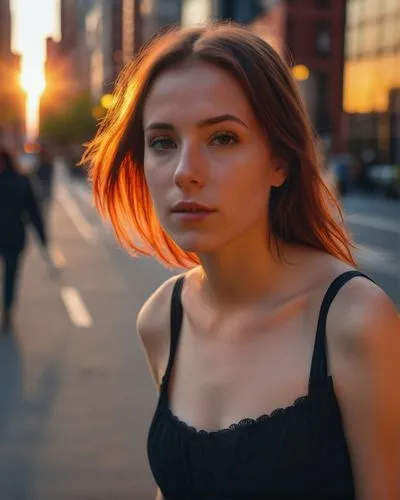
[11,0,60,137]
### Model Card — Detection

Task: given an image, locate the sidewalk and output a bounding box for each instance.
[0,192,157,499]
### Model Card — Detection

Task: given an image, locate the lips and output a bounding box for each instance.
[171,201,216,214]
[170,201,216,223]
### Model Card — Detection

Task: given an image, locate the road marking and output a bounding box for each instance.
[49,244,66,269]
[61,287,93,328]
[57,186,98,243]
[75,183,93,207]
[346,213,400,235]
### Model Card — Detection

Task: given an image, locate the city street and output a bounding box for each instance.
[0,164,398,500]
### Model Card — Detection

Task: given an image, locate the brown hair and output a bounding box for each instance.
[82,23,356,268]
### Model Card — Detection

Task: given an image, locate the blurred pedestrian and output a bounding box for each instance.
[33,146,55,221]
[83,24,400,500]
[0,148,47,333]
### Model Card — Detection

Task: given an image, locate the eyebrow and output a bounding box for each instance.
[145,114,248,131]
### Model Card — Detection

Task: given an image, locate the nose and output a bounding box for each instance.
[173,142,206,189]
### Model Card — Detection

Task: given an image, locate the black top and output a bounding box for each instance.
[148,271,371,500]
[0,169,46,252]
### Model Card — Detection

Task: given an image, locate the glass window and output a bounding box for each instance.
[362,0,380,21]
[381,14,398,50]
[316,22,331,56]
[315,0,330,7]
[347,0,362,27]
[361,22,379,54]
[383,0,400,16]
[346,27,359,58]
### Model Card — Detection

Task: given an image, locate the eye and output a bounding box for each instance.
[209,132,239,147]
[148,136,177,152]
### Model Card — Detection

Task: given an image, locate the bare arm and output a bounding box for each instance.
[137,275,183,500]
[136,274,182,389]
[329,279,400,500]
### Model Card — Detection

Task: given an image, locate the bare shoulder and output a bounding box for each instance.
[136,273,185,389]
[136,273,184,340]
[327,274,399,348]
[327,274,400,498]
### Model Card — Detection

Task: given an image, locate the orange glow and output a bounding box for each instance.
[12,0,59,139]
[20,61,46,95]
[25,93,41,140]
[20,55,46,139]
[344,54,400,113]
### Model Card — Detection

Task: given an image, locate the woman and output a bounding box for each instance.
[83,24,400,500]
[0,149,47,333]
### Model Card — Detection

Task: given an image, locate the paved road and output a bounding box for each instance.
[342,193,399,307]
[0,165,398,499]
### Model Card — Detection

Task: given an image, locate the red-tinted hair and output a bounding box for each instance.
[82,23,356,268]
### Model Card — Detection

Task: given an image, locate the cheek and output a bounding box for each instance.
[217,152,271,206]
[144,159,172,198]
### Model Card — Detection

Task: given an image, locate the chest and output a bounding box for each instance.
[168,302,317,432]
[149,378,354,500]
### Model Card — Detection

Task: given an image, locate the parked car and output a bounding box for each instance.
[368,164,400,200]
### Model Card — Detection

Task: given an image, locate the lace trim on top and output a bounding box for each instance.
[163,393,311,437]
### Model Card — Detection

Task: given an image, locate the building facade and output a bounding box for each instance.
[181,0,346,154]
[251,0,346,154]
[181,0,263,25]
[85,0,123,101]
[344,0,400,164]
[0,0,25,147]
[123,0,182,64]
[284,0,347,154]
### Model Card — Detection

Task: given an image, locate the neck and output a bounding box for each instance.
[199,227,291,308]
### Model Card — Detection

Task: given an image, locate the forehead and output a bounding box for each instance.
[143,61,255,126]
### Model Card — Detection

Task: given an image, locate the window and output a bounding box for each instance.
[315,72,331,132]
[316,22,331,56]
[384,0,400,16]
[346,28,360,59]
[361,22,379,55]
[315,0,330,7]
[347,0,362,27]
[363,0,381,21]
[380,15,396,51]
[219,0,235,19]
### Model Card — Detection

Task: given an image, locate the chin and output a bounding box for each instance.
[171,231,220,254]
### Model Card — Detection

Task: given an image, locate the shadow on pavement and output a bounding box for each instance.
[0,330,63,500]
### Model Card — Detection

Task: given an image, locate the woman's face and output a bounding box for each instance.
[142,61,286,254]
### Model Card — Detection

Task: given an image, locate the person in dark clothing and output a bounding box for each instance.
[0,149,47,333]
[33,146,55,221]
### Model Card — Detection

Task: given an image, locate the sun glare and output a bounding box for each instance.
[20,62,46,96]
[19,56,46,138]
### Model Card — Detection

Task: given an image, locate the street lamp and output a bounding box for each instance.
[100,94,115,110]
[292,64,310,82]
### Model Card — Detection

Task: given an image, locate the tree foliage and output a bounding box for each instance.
[40,92,100,147]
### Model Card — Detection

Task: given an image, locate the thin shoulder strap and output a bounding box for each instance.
[159,276,185,399]
[308,270,374,394]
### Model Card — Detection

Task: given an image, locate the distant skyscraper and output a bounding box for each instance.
[0,0,25,145]
[60,0,79,54]
[0,0,12,57]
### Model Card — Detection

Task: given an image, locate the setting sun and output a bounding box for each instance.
[12,0,59,138]
[20,61,46,96]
